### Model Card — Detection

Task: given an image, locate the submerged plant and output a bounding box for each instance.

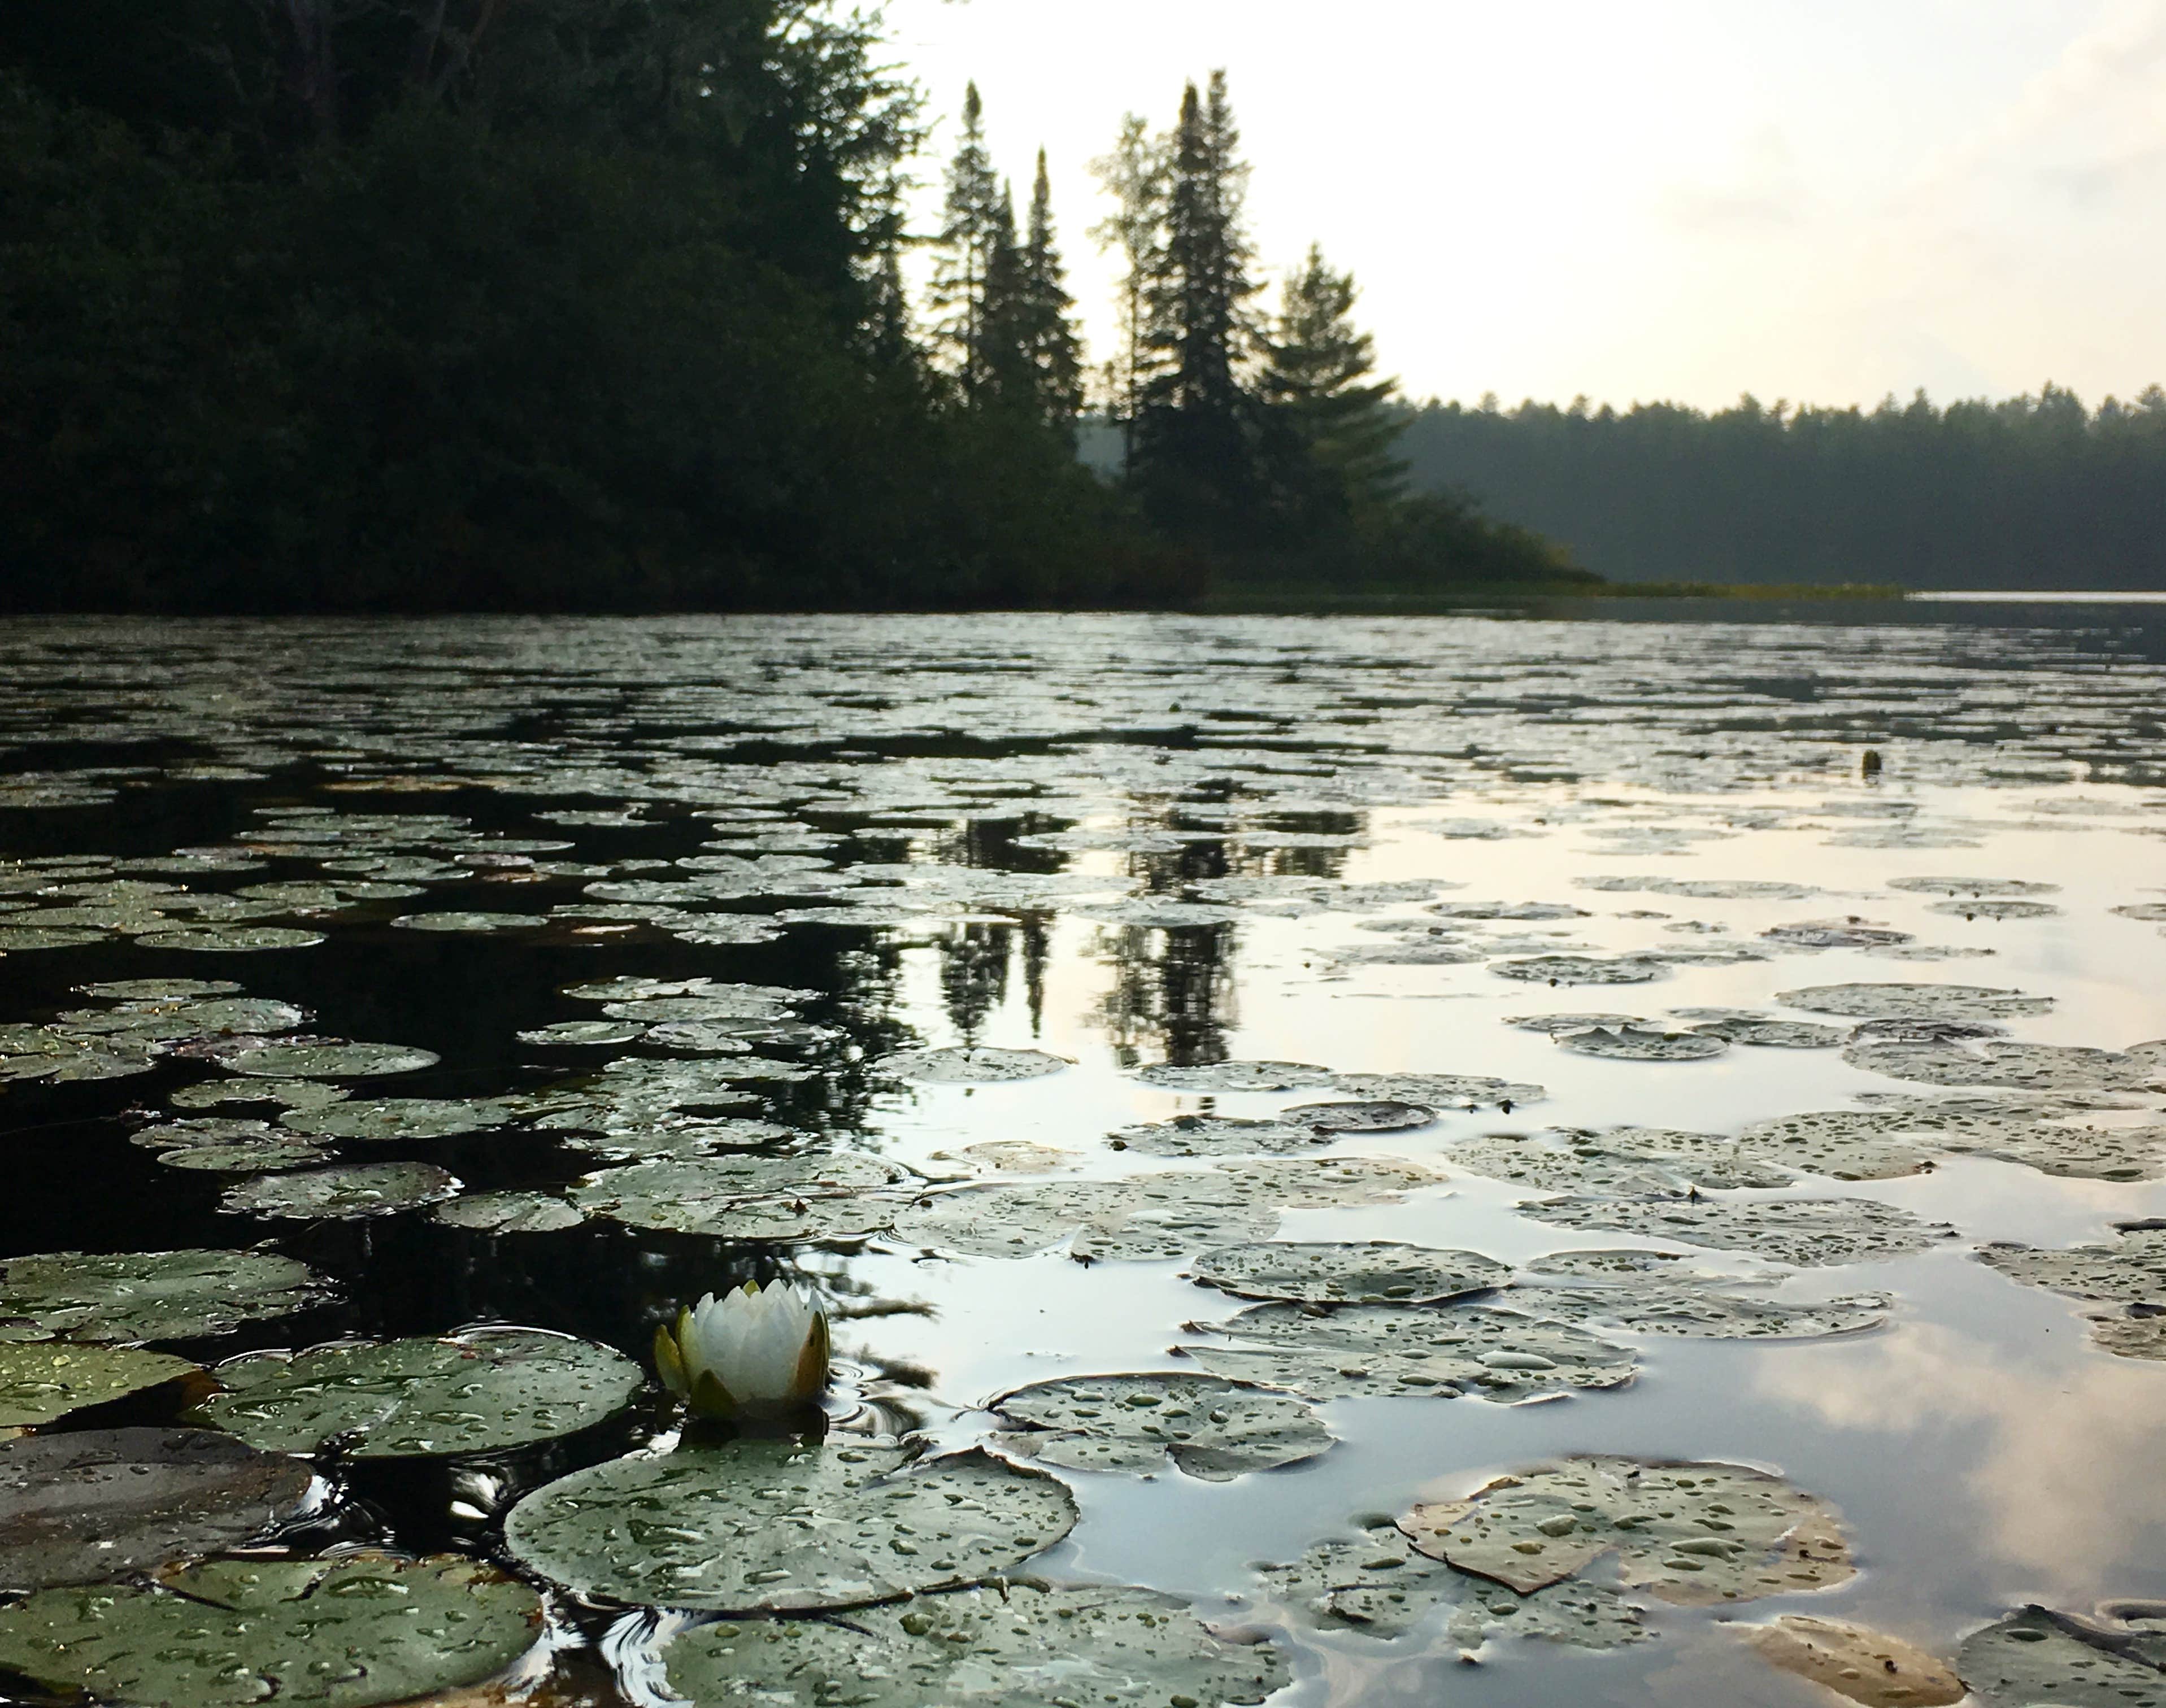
[654,1283,830,1417]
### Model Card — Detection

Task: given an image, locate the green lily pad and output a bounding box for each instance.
[79,979,242,1000]
[1776,983,2053,1021]
[504,1443,1076,1611]
[280,1097,516,1141]
[662,1578,1289,1708]
[0,927,108,950]
[1678,1016,1847,1048]
[1508,1013,1648,1034]
[1732,1112,1933,1180]
[1182,1304,1638,1402]
[0,1249,331,1343]
[1491,956,1665,985]
[170,1077,350,1110]
[568,1154,910,1236]
[881,1047,1072,1083]
[1105,1117,1334,1157]
[430,1193,585,1234]
[1445,1134,1693,1199]
[517,1019,649,1046]
[1255,1519,1649,1649]
[1504,1282,1890,1339]
[0,1428,312,1591]
[1189,1241,1510,1305]
[1556,1026,1728,1061]
[1743,1105,2166,1182]
[1842,1039,2160,1093]
[1133,1061,1337,1092]
[1956,1605,2166,1707]
[1596,1128,1800,1190]
[1890,877,2060,897]
[1929,897,2060,919]
[1519,1196,1956,1267]
[221,1040,440,1078]
[1977,1225,2166,1360]
[1329,1072,1544,1109]
[134,926,326,951]
[0,1552,542,1708]
[1400,1457,1854,1604]
[990,1371,1332,1480]
[1282,1100,1436,1132]
[0,1342,198,1426]
[193,1326,642,1458]
[391,911,541,931]
[220,1162,462,1220]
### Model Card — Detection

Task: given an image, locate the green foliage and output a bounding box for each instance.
[1401,387,2166,590]
[1263,245,1407,530]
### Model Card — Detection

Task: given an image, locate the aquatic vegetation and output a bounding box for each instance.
[654,1282,830,1417]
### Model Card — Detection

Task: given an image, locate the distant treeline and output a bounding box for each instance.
[0,2,1569,615]
[1400,386,2166,590]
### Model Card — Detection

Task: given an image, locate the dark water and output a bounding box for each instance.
[3,611,2165,1707]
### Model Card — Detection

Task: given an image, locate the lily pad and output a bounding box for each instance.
[1189,1241,1511,1305]
[1977,1225,2166,1360]
[280,1097,516,1141]
[1328,1072,1543,1109]
[516,1019,649,1046]
[1133,1060,1337,1092]
[0,1428,312,1591]
[0,1552,542,1708]
[1556,1026,1728,1062]
[990,1371,1331,1480]
[1400,1457,1853,1604]
[391,911,541,931]
[220,1162,461,1220]
[1842,1038,2160,1093]
[1687,1018,1847,1048]
[1492,955,1665,986]
[504,1443,1076,1611]
[0,1343,199,1426]
[1890,877,2059,897]
[1776,983,2053,1021]
[929,1140,1075,1175]
[880,1047,1071,1084]
[1106,1117,1333,1158]
[568,1154,909,1236]
[134,926,326,951]
[664,1578,1286,1708]
[1520,1195,1956,1267]
[0,1249,331,1343]
[1282,1100,1436,1132]
[193,1326,642,1458]
[1929,897,2060,920]
[1507,1013,1646,1034]
[430,1192,585,1234]
[1445,1133,1693,1198]
[1761,920,1913,950]
[1957,1605,2166,1708]
[1742,1615,1964,1707]
[1505,1282,1890,1340]
[1184,1302,1638,1401]
[221,1040,440,1078]
[1254,1519,1649,1649]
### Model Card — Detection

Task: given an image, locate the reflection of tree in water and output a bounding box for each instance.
[937,923,1011,1044]
[1094,923,1236,1068]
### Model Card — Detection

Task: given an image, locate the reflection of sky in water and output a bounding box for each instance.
[1,612,2164,1707]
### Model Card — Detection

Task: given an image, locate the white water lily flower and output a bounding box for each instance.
[654,1281,829,1416]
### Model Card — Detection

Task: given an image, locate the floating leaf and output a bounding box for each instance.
[220,1162,461,1220]
[1762,920,1914,950]
[221,1040,440,1078]
[1929,897,2060,920]
[1184,1302,1638,1401]
[880,1047,1071,1083]
[281,1098,516,1141]
[516,1019,648,1046]
[430,1193,585,1234]
[1328,1072,1544,1109]
[0,1428,311,1591]
[568,1154,908,1236]
[0,1552,542,1708]
[1556,1026,1728,1061]
[392,911,541,931]
[0,1342,198,1426]
[1254,1519,1649,1649]
[1687,1017,1846,1048]
[1776,983,2052,1021]
[193,1326,641,1457]
[1890,877,2059,897]
[1491,956,1664,986]
[1957,1606,2166,1708]
[1445,1133,1694,1198]
[662,1578,1289,1708]
[1977,1226,2166,1360]
[990,1371,1332,1480]
[1282,1100,1436,1132]
[1505,1282,1889,1340]
[0,1249,330,1343]
[1133,1060,1336,1092]
[135,926,326,951]
[929,1140,1074,1175]
[1842,1038,2160,1093]
[1507,1013,1646,1034]
[1400,1457,1853,1604]
[1520,1195,1956,1267]
[1190,1241,1509,1305]
[1742,1615,1965,1707]
[1106,1117,1333,1158]
[504,1443,1075,1611]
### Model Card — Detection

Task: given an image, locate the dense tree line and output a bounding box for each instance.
[0,12,1573,613]
[1400,386,2166,590]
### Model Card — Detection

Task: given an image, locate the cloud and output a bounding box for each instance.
[1658,127,1810,234]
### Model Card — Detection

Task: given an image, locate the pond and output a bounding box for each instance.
[1,609,2163,1708]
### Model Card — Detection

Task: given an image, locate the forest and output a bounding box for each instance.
[1400,386,2166,591]
[0,0,1577,613]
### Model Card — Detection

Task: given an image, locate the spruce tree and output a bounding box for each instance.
[1263,244,1407,531]
[930,81,1002,398]
[1131,71,1265,539]
[1018,150,1085,435]
[975,183,1039,408]
[1089,115,1167,463]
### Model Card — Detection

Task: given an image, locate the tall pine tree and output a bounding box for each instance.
[975,183,1039,408]
[1132,71,1264,541]
[930,81,1001,398]
[1088,115,1167,463]
[1017,150,1085,436]
[1263,244,1407,532]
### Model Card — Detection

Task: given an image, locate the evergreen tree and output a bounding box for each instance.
[1131,71,1264,540]
[1088,113,1167,465]
[1263,243,1407,531]
[1017,150,1084,435]
[930,80,1001,398]
[975,182,1039,408]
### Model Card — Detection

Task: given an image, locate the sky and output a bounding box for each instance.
[882,0,2166,413]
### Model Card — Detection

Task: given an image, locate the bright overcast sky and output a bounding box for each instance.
[881,0,2166,412]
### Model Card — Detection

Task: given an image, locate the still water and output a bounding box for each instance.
[1,611,2164,1707]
